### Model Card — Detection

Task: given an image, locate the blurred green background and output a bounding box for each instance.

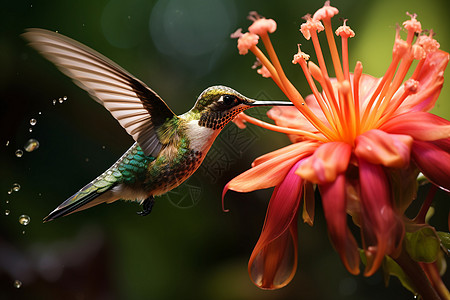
[1,0,449,299]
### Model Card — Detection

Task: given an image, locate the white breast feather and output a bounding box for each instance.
[184,120,219,152]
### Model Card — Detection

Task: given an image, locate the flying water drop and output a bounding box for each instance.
[5,210,10,216]
[14,280,22,288]
[24,139,40,152]
[19,215,30,226]
[15,149,23,157]
[30,118,37,126]
[12,183,21,192]
[52,99,57,105]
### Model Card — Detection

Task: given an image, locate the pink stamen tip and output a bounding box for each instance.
[411,44,426,60]
[300,17,324,40]
[335,20,355,38]
[417,33,440,53]
[247,11,262,22]
[257,65,272,78]
[292,45,310,64]
[313,0,339,21]
[248,13,277,36]
[404,79,419,93]
[392,38,409,57]
[230,28,244,39]
[402,12,422,33]
[236,32,259,55]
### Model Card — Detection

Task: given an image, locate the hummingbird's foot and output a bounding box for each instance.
[137,197,155,216]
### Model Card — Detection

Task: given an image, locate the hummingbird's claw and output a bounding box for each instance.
[137,197,155,216]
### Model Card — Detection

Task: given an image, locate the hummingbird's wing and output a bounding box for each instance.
[22,28,176,157]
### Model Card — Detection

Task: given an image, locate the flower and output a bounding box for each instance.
[225,2,450,292]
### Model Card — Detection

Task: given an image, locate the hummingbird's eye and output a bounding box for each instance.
[219,94,237,106]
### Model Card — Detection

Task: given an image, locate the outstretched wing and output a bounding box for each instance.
[22,28,176,157]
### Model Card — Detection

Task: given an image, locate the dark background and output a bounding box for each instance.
[1,0,449,299]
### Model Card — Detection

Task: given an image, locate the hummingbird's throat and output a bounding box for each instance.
[199,106,247,130]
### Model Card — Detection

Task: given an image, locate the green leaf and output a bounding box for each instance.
[436,231,450,253]
[405,226,440,263]
[382,256,417,295]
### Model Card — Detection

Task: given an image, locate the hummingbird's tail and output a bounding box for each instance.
[43,180,117,222]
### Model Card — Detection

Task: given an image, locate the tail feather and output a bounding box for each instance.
[43,181,117,222]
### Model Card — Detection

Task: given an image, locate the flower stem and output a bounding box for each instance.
[414,185,437,224]
[420,262,450,300]
[394,245,441,300]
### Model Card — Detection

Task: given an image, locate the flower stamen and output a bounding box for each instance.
[237,112,327,142]
[313,2,345,82]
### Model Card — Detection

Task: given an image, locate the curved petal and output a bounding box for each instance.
[380,111,450,141]
[248,160,303,289]
[252,140,319,167]
[296,142,352,184]
[398,50,449,113]
[355,129,413,168]
[225,142,316,193]
[320,174,360,275]
[358,158,404,276]
[412,140,450,191]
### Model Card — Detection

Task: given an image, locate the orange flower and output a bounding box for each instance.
[226,2,450,290]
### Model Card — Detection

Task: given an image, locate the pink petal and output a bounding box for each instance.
[248,160,303,289]
[355,129,413,168]
[380,111,450,141]
[412,140,450,191]
[320,174,360,275]
[358,158,404,276]
[296,142,352,184]
[252,141,319,167]
[398,50,449,112]
[225,142,317,193]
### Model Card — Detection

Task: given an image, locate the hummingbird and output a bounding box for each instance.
[22,28,293,222]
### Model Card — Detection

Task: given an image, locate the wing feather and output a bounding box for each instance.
[22,28,176,157]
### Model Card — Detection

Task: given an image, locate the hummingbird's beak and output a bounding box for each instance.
[244,99,294,107]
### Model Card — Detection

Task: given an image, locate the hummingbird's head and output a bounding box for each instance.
[192,85,292,130]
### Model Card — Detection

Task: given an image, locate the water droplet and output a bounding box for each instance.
[29,128,33,132]
[58,98,63,103]
[38,193,42,197]
[19,215,30,226]
[102,145,106,150]
[6,140,9,146]
[85,158,89,162]
[6,199,9,204]
[5,210,10,216]
[63,96,68,101]
[38,111,42,115]
[14,280,22,288]
[30,118,37,126]
[24,139,40,152]
[12,183,21,192]
[15,149,24,157]
[52,99,57,105]
[22,230,26,235]
[7,189,12,195]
